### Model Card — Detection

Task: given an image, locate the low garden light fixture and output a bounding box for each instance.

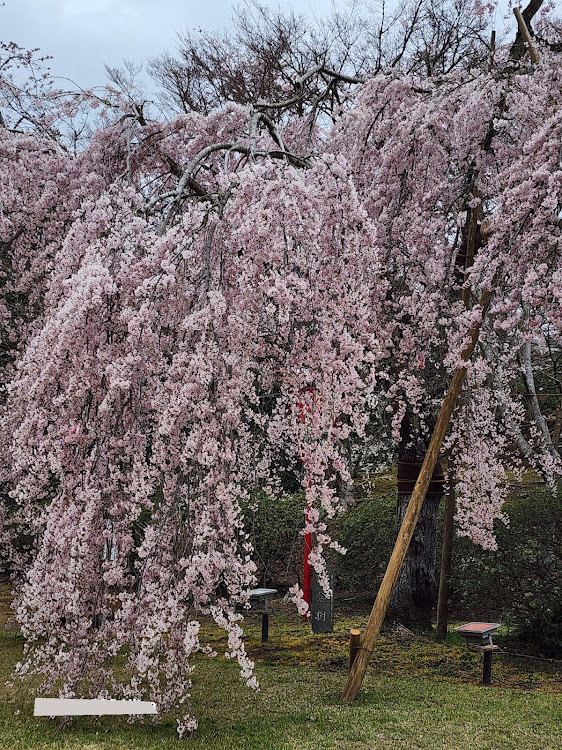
[455,622,501,685]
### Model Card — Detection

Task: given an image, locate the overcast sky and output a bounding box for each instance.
[2,0,337,90]
[3,0,516,98]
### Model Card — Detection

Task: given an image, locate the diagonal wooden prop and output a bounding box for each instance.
[341,286,494,701]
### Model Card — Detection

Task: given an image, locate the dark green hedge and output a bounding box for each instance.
[450,486,562,656]
[331,493,395,595]
[243,483,562,655]
[242,491,396,595]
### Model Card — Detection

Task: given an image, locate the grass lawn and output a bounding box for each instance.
[1,588,561,750]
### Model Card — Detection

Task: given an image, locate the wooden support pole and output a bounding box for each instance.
[348,629,361,673]
[341,287,493,702]
[436,478,456,640]
[489,30,496,71]
[513,8,540,64]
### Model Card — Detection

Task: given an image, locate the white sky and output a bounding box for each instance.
[2,0,519,97]
[2,0,337,89]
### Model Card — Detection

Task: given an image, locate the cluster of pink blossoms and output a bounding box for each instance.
[1,32,561,733]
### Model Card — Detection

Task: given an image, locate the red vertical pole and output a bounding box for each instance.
[298,387,316,620]
[303,512,312,618]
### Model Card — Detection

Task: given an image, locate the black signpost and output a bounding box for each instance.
[310,569,334,634]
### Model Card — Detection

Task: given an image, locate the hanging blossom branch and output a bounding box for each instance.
[519,305,562,475]
[481,340,536,470]
[155,115,309,233]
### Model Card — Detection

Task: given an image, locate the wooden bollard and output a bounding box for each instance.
[348,629,361,673]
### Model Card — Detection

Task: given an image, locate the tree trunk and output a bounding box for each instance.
[388,414,444,627]
[389,490,441,627]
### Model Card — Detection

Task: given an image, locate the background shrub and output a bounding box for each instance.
[242,488,396,595]
[242,492,304,589]
[450,485,562,656]
[331,492,395,597]
[243,480,562,658]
